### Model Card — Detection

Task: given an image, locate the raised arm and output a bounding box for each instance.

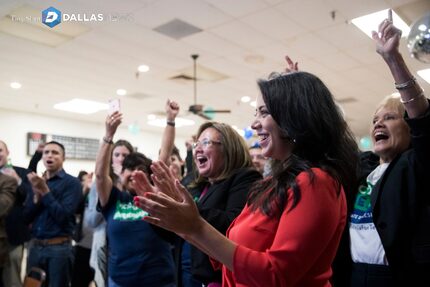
[372,9,428,118]
[28,143,44,173]
[95,111,122,207]
[158,99,179,164]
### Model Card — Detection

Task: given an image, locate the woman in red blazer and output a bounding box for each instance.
[134,60,359,286]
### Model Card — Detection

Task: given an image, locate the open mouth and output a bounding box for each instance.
[374,131,389,142]
[258,133,269,143]
[196,156,208,165]
[46,160,54,164]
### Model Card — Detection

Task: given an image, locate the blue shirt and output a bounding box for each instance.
[100,187,175,286]
[24,169,82,239]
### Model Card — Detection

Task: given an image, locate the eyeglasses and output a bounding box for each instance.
[192,139,222,149]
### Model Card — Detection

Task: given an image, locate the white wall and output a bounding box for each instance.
[0,108,188,177]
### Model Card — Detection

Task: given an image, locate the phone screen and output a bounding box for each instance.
[108,99,121,115]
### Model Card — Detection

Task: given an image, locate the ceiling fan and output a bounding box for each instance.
[188,54,231,120]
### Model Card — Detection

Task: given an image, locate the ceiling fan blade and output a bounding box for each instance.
[204,109,231,113]
[197,112,211,120]
[189,104,203,113]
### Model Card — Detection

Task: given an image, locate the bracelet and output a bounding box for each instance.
[400,91,425,104]
[166,120,175,127]
[395,76,416,90]
[102,136,114,144]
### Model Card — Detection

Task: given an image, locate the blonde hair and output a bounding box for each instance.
[375,94,405,115]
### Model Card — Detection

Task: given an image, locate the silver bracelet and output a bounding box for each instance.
[400,91,425,104]
[395,76,416,90]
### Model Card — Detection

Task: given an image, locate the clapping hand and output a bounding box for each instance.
[133,161,182,201]
[133,177,201,237]
[27,172,50,203]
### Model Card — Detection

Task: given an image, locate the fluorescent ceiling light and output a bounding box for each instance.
[116,89,127,96]
[250,101,257,107]
[417,69,430,84]
[351,9,410,38]
[241,96,251,103]
[138,65,150,72]
[147,117,195,128]
[10,82,22,89]
[54,98,108,114]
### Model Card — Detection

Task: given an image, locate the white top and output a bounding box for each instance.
[349,163,389,265]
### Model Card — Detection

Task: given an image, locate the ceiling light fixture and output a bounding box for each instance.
[138,65,150,73]
[417,68,430,84]
[54,98,108,114]
[10,82,22,89]
[351,9,410,38]
[116,89,127,96]
[241,96,251,103]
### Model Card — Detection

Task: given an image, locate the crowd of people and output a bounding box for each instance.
[0,12,428,287]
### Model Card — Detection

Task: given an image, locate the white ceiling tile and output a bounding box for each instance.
[326,0,388,19]
[344,44,381,65]
[133,0,233,29]
[283,33,338,57]
[262,0,287,5]
[203,0,268,17]
[209,20,278,48]
[240,7,307,40]
[202,57,257,80]
[313,51,361,72]
[316,22,370,50]
[276,0,347,30]
[254,43,312,65]
[182,31,244,56]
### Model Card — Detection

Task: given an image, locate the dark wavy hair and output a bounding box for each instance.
[247,71,359,216]
[122,152,153,177]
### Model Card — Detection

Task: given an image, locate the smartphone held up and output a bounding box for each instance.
[108,99,121,115]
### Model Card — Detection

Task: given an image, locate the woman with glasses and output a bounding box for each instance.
[173,122,261,287]
[133,57,359,285]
